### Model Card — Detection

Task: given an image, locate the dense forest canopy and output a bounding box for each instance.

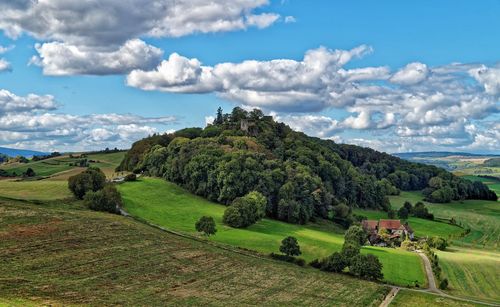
[118,107,497,225]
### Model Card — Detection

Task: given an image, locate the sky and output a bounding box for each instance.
[0,0,499,153]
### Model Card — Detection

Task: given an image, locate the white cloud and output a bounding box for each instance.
[284,16,296,23]
[0,45,14,54]
[390,62,428,85]
[0,89,176,152]
[30,39,163,76]
[469,65,500,96]
[0,58,11,72]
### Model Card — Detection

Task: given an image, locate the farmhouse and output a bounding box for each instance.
[362,219,414,245]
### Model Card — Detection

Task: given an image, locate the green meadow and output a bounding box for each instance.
[437,247,500,303]
[119,177,426,287]
[390,290,483,307]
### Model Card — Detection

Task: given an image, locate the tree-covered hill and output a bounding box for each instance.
[118,107,497,225]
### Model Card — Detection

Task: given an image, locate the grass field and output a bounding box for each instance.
[118,177,427,287]
[390,290,482,307]
[0,151,126,179]
[388,191,499,248]
[0,179,71,201]
[436,247,500,303]
[0,199,389,306]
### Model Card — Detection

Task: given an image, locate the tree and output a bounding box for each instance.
[223,191,267,228]
[214,107,224,125]
[377,227,390,244]
[320,252,347,273]
[341,242,360,262]
[68,167,106,199]
[344,225,366,247]
[349,254,383,281]
[23,167,36,177]
[124,173,137,181]
[84,184,122,214]
[387,209,396,219]
[195,216,217,236]
[403,201,413,213]
[398,206,409,219]
[279,236,301,257]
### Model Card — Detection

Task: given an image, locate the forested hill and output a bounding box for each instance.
[118,107,497,225]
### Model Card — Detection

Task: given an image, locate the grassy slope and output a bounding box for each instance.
[388,190,500,303]
[0,152,126,201]
[389,191,500,248]
[390,290,482,307]
[0,152,126,178]
[0,199,388,306]
[118,178,426,287]
[436,247,500,303]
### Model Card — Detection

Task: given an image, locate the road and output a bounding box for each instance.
[417,251,440,293]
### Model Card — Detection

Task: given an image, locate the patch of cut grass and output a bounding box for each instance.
[0,199,388,306]
[0,179,71,201]
[119,177,426,287]
[390,290,482,306]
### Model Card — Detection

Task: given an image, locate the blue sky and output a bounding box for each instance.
[0,0,498,153]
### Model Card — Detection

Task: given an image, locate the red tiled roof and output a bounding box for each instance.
[362,220,378,230]
[379,219,401,230]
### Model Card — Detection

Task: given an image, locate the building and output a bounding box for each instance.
[362,219,414,245]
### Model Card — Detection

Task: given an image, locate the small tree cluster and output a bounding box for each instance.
[124,173,137,182]
[83,184,122,214]
[68,167,106,199]
[23,167,36,178]
[223,191,266,228]
[314,226,383,281]
[195,216,217,236]
[398,201,433,220]
[280,236,301,257]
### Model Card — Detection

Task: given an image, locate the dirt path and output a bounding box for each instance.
[379,287,399,307]
[417,252,440,293]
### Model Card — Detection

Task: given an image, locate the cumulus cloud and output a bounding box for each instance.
[127,45,382,111]
[30,39,163,75]
[284,16,296,23]
[0,58,11,72]
[0,89,176,151]
[389,62,429,85]
[469,65,500,96]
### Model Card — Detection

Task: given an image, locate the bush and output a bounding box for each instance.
[223,191,266,228]
[439,278,448,290]
[195,216,217,236]
[320,252,348,273]
[349,254,383,281]
[398,206,409,219]
[124,173,137,182]
[429,237,448,251]
[68,167,106,199]
[280,236,301,257]
[84,184,122,214]
[269,253,305,266]
[23,167,36,177]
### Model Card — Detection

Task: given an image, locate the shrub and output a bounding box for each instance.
[195,216,217,236]
[439,278,449,290]
[68,167,106,199]
[349,254,383,281]
[429,237,448,251]
[124,173,137,182]
[398,206,409,219]
[279,236,301,257]
[222,191,266,228]
[84,184,122,214]
[320,252,348,273]
[23,167,36,177]
[269,253,305,266]
[344,225,367,247]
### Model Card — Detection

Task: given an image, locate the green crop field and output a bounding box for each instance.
[0,199,389,306]
[390,290,482,307]
[353,209,464,240]
[437,247,500,303]
[118,177,427,287]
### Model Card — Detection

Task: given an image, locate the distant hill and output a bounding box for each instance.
[0,147,48,158]
[393,152,499,159]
